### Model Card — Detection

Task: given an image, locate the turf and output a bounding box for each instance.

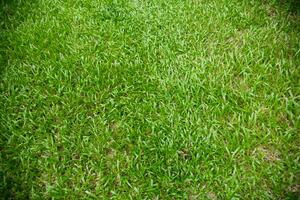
[0,0,299,199]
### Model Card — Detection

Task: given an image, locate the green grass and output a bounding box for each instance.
[0,0,299,199]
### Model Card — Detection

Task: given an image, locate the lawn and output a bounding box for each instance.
[0,0,299,199]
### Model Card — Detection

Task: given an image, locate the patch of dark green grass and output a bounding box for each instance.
[1,0,299,199]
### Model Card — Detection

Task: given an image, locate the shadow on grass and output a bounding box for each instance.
[0,0,21,77]
[284,0,300,14]
[274,1,300,199]
[266,1,300,199]
[0,1,36,199]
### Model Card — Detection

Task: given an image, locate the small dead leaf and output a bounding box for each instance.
[72,153,80,160]
[152,196,159,200]
[207,192,217,200]
[259,106,269,115]
[107,148,116,159]
[255,146,280,162]
[108,191,113,198]
[115,174,121,186]
[109,122,119,132]
[278,112,293,127]
[188,193,199,200]
[289,184,300,193]
[178,148,190,160]
[266,6,277,17]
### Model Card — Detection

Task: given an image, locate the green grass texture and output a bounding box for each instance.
[1,0,299,199]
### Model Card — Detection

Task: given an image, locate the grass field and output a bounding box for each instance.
[0,0,299,199]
